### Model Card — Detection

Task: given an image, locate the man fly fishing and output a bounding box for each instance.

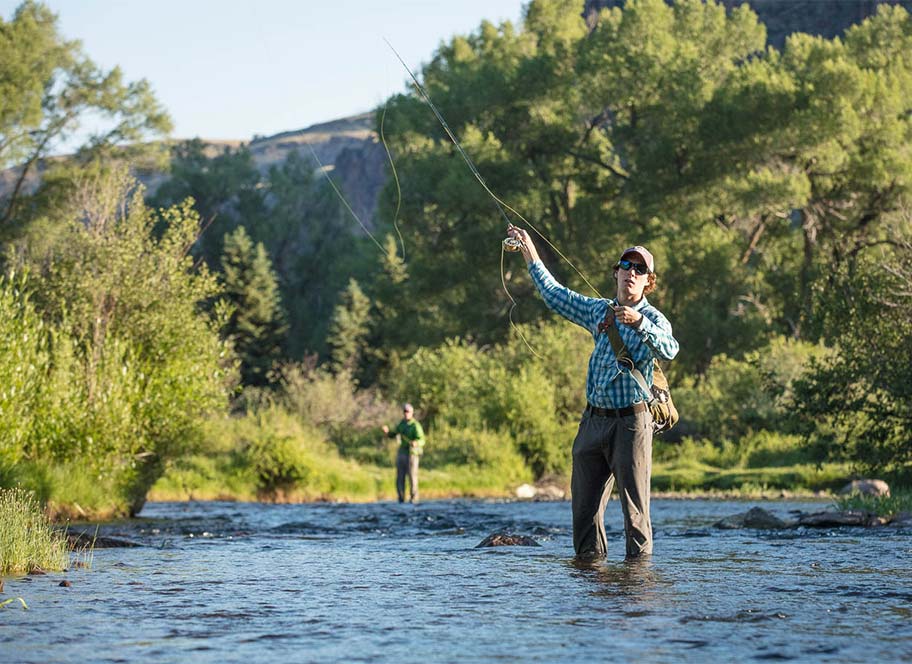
[506,224,679,560]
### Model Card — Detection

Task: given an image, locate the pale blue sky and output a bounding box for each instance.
[1,0,528,140]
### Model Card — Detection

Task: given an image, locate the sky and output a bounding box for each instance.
[1,0,528,141]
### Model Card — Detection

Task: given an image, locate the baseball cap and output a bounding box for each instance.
[619,245,655,273]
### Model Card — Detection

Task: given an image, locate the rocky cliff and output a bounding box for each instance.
[248,112,386,229]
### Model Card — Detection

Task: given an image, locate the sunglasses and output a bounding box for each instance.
[617,258,650,275]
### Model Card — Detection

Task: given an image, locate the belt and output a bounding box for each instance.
[586,402,647,418]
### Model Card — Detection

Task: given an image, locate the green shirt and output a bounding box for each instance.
[387,418,425,455]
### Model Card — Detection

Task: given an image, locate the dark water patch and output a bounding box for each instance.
[668,638,709,648]
[753,652,795,661]
[681,609,788,624]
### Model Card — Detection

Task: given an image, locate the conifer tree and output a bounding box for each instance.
[221,226,288,387]
[327,278,372,376]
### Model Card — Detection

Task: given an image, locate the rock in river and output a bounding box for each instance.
[714,507,790,530]
[838,479,890,497]
[476,533,541,548]
[66,533,141,549]
[797,510,888,528]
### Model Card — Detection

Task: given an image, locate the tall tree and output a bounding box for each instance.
[327,278,372,376]
[0,1,172,227]
[221,226,288,387]
[14,165,232,514]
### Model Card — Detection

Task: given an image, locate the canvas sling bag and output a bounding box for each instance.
[599,305,679,435]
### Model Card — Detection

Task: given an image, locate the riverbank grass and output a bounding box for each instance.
[835,489,912,517]
[0,488,69,574]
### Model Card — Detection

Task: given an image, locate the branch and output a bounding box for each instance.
[565,148,630,180]
[740,215,767,264]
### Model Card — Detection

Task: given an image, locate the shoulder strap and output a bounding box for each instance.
[599,303,655,403]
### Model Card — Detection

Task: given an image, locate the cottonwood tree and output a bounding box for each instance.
[0,1,171,228]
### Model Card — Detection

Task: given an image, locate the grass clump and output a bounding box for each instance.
[0,488,69,574]
[834,489,912,517]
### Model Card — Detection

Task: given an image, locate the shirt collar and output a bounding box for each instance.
[611,295,649,311]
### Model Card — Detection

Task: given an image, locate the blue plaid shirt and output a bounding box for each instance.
[529,261,679,409]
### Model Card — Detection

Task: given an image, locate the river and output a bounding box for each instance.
[2,499,911,663]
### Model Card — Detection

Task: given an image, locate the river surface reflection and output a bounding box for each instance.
[2,499,911,663]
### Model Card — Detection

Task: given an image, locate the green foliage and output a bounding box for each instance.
[1,1,172,228]
[221,225,288,387]
[186,407,385,500]
[652,431,847,493]
[0,167,234,515]
[151,145,378,360]
[327,278,371,375]
[385,321,589,477]
[833,489,912,518]
[244,420,313,495]
[0,487,68,574]
[674,336,830,441]
[150,140,266,266]
[0,274,47,470]
[793,241,912,473]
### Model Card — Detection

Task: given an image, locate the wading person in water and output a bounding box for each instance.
[506,224,679,559]
[383,403,425,504]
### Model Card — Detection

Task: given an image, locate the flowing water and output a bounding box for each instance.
[2,499,911,663]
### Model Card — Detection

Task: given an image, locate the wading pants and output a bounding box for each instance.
[396,450,420,503]
[571,406,654,558]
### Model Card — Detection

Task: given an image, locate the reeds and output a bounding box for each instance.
[0,487,69,574]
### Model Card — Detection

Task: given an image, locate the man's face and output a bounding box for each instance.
[615,252,650,300]
[404,407,414,421]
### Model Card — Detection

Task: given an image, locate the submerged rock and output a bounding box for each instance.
[59,580,72,588]
[839,479,890,497]
[714,507,790,530]
[66,533,141,549]
[797,510,887,528]
[476,533,541,547]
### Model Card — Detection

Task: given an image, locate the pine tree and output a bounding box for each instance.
[221,226,288,386]
[327,278,371,375]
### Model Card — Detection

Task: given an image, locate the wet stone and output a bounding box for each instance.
[59,580,72,588]
[714,507,790,530]
[797,510,877,528]
[476,533,541,548]
[66,533,141,549]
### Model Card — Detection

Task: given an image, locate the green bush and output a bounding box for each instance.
[1,169,235,517]
[384,322,586,478]
[674,336,830,442]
